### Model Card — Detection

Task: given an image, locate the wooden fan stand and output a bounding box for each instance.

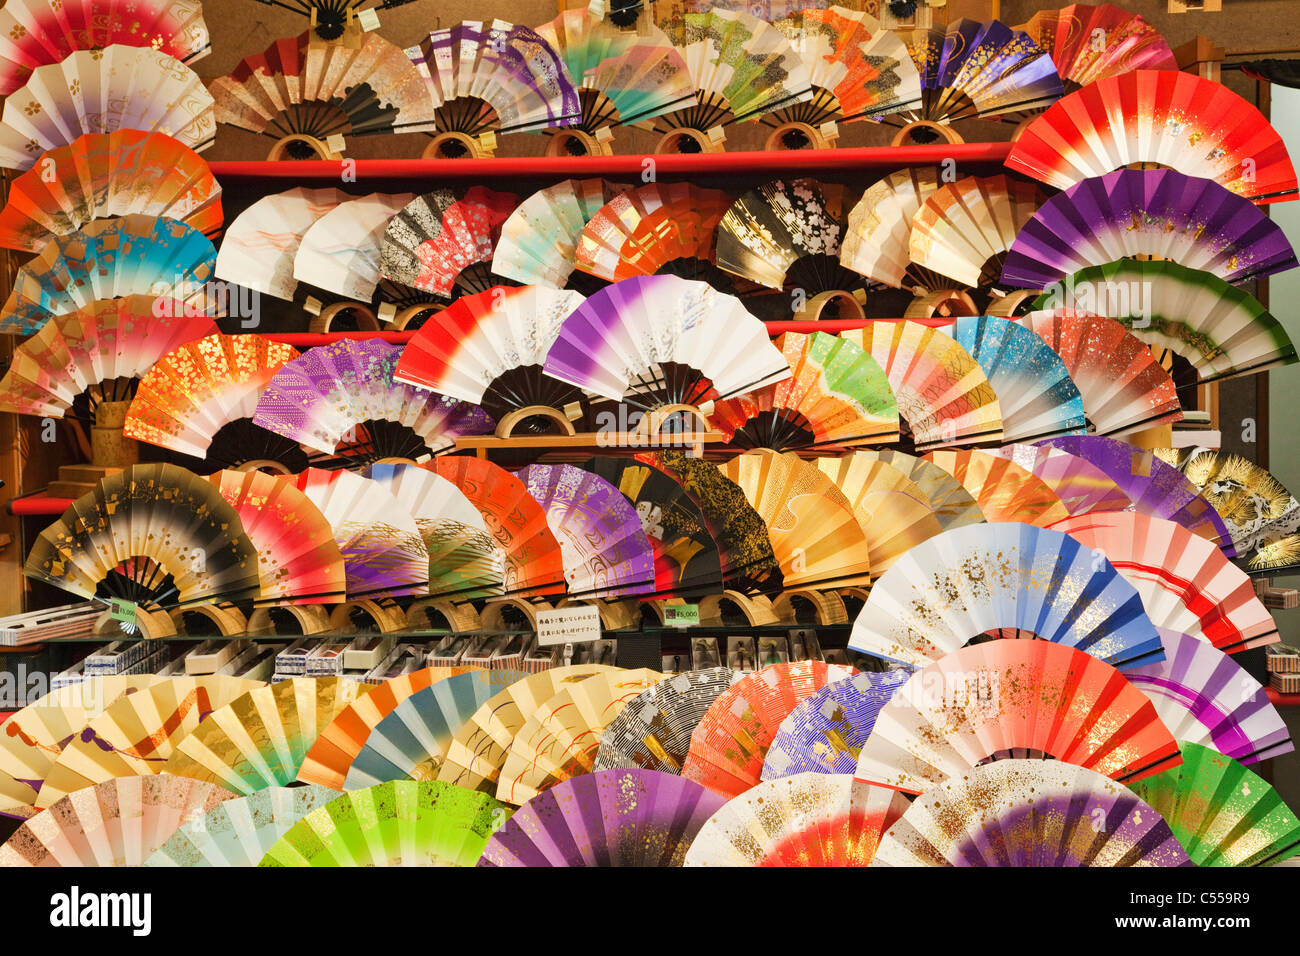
[890,121,964,147]
[793,290,866,322]
[422,131,496,160]
[49,400,137,498]
[246,604,330,636]
[170,602,247,637]
[905,289,978,318]
[764,121,838,152]
[329,599,405,634]
[308,302,381,333]
[456,402,724,460]
[405,598,481,632]
[266,135,343,161]
[772,589,849,626]
[985,289,1039,317]
[546,128,615,157]
[654,126,726,155]
[699,591,779,627]
[94,606,176,640]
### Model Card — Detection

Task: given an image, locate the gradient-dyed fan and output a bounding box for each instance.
[425,458,565,597]
[853,448,984,531]
[840,322,1003,451]
[682,661,857,798]
[25,464,261,614]
[1053,511,1278,654]
[574,182,732,283]
[0,215,215,335]
[518,464,655,599]
[544,275,790,406]
[145,785,336,867]
[594,668,739,774]
[497,668,665,805]
[1006,70,1296,204]
[33,677,263,810]
[254,339,493,463]
[814,453,946,575]
[407,21,580,137]
[840,167,940,290]
[990,443,1132,516]
[1017,4,1175,90]
[922,449,1070,527]
[215,187,348,301]
[210,31,437,147]
[1001,169,1299,289]
[855,641,1179,793]
[492,179,625,288]
[1016,309,1183,435]
[480,768,723,867]
[761,671,911,778]
[1040,435,1235,554]
[909,175,1046,289]
[293,192,414,301]
[1031,260,1298,383]
[378,187,518,298]
[0,775,233,867]
[0,131,221,253]
[1180,451,1300,562]
[0,46,214,168]
[0,297,217,420]
[0,0,210,95]
[849,521,1163,670]
[1129,742,1300,867]
[1127,629,1291,766]
[260,780,511,867]
[873,760,1191,867]
[683,772,908,867]
[709,332,899,451]
[718,450,873,588]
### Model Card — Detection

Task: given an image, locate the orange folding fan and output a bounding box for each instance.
[923,449,1070,527]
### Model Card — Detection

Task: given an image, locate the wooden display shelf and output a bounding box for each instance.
[455,430,727,460]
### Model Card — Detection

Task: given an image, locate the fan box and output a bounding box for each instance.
[726,636,759,673]
[788,629,823,663]
[1271,672,1300,695]
[1266,645,1300,674]
[51,661,85,691]
[571,639,616,667]
[823,648,851,666]
[427,634,475,667]
[221,644,278,682]
[305,640,351,676]
[343,633,395,671]
[690,637,722,670]
[462,635,509,668]
[275,637,318,675]
[131,647,170,676]
[756,636,790,667]
[183,639,248,675]
[522,642,558,673]
[490,634,532,670]
[156,654,189,677]
[85,639,162,674]
[661,652,690,674]
[367,643,426,683]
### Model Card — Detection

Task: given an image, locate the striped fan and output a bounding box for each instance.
[839,167,941,290]
[989,443,1132,517]
[594,668,740,774]
[214,187,349,301]
[293,192,414,301]
[491,179,626,288]
[852,449,984,531]
[922,449,1070,527]
[1016,4,1176,90]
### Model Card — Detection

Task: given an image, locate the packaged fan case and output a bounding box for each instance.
[367,644,426,683]
[523,642,558,673]
[225,644,278,682]
[462,635,508,669]
[823,648,850,666]
[691,637,721,670]
[182,639,247,675]
[274,638,317,675]
[575,640,617,667]
[427,634,476,667]
[305,640,350,676]
[85,640,163,674]
[788,629,823,662]
[51,660,85,691]
[1272,672,1300,694]
[726,636,758,673]
[344,633,395,671]
[491,634,532,670]
[756,636,790,668]
[1267,644,1300,674]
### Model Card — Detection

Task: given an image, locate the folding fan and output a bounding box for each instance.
[0,46,214,169]
[1053,511,1278,654]
[989,443,1132,517]
[497,668,665,805]
[849,521,1163,671]
[362,463,504,601]
[839,322,1003,451]
[1001,169,1299,290]
[574,183,732,283]
[909,175,1046,290]
[439,665,619,792]
[260,780,511,866]
[145,785,337,867]
[813,453,946,575]
[291,192,414,302]
[1126,629,1291,766]
[214,187,349,301]
[855,641,1179,793]
[1030,260,1298,384]
[1040,435,1236,554]
[682,661,857,799]
[761,670,911,779]
[839,167,941,290]
[480,768,723,867]
[1129,742,1300,867]
[708,332,899,451]
[0,131,222,253]
[1179,451,1300,561]
[852,448,985,531]
[945,315,1085,441]
[25,464,262,614]
[0,775,233,867]
[543,275,790,406]
[1016,309,1183,435]
[1016,4,1176,90]
[287,468,428,601]
[873,760,1191,867]
[717,450,874,589]
[407,20,581,136]
[425,457,567,598]
[0,297,218,420]
[0,0,210,96]
[683,772,909,866]
[253,339,494,462]
[0,215,216,335]
[33,677,263,810]
[1006,70,1297,204]
[491,179,626,288]
[210,31,438,146]
[922,450,1070,527]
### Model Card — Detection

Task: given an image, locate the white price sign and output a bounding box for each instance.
[535,605,602,647]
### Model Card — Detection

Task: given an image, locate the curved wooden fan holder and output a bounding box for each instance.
[986,289,1040,317]
[169,602,248,637]
[422,131,496,159]
[235,459,293,475]
[328,599,406,634]
[905,289,978,318]
[699,590,779,627]
[546,128,615,157]
[405,598,481,633]
[387,302,443,330]
[94,606,176,640]
[793,289,867,322]
[246,604,330,636]
[771,589,849,626]
[890,121,964,147]
[764,120,838,151]
[266,134,343,161]
[480,598,553,632]
[495,405,578,439]
[309,301,381,333]
[630,404,711,441]
[655,126,725,154]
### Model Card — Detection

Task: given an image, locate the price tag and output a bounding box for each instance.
[303,296,323,316]
[325,133,347,155]
[377,301,397,323]
[478,130,498,153]
[664,604,699,628]
[535,605,601,647]
[108,599,137,626]
[356,8,381,31]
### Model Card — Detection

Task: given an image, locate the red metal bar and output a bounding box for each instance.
[8,492,72,516]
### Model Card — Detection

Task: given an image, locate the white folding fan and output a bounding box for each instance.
[294,193,415,301]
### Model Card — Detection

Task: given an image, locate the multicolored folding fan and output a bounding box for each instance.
[922,449,1070,527]
[260,780,511,866]
[856,641,1180,794]
[990,443,1132,517]
[1179,451,1300,561]
[1016,4,1176,90]
[1129,742,1300,867]
[0,215,215,335]
[761,670,911,779]
[378,187,518,298]
[0,297,217,420]
[683,772,909,866]
[491,179,626,288]
[1053,511,1278,654]
[682,661,857,799]
[0,46,214,168]
[1016,309,1184,435]
[593,668,739,774]
[839,167,941,290]
[873,760,1191,867]
[1001,169,1299,289]
[1006,70,1297,204]
[292,192,414,301]
[852,449,985,531]
[839,322,1003,451]
[0,131,222,253]
[848,521,1163,671]
[214,187,348,301]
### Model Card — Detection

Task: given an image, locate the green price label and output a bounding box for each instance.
[664,604,699,628]
[108,599,138,625]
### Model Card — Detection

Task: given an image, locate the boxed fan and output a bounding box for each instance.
[522,642,558,674]
[366,644,426,684]
[573,640,617,667]
[726,636,759,673]
[490,634,532,670]
[661,651,691,674]
[182,639,248,675]
[156,655,189,677]
[85,639,163,674]
[50,661,85,692]
[221,644,278,682]
[1267,644,1300,674]
[133,646,171,676]
[1271,672,1300,695]
[274,637,319,675]
[343,633,395,671]
[691,637,722,670]
[0,602,100,647]
[756,636,791,667]
[788,629,824,663]
[305,640,351,676]
[427,634,476,667]
[823,648,851,666]
[462,635,509,669]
